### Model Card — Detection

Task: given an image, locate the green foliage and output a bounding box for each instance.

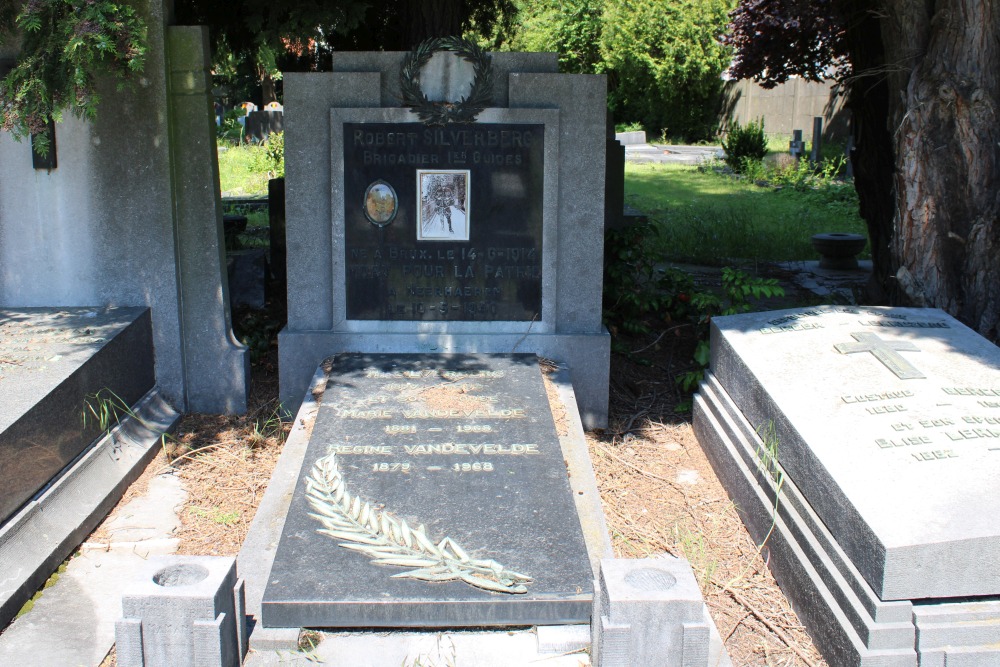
[0,0,147,154]
[508,0,603,74]
[216,108,246,145]
[615,121,643,133]
[721,117,768,174]
[261,131,284,178]
[233,306,282,365]
[599,0,734,141]
[625,162,866,265]
[603,214,785,390]
[603,217,698,338]
[506,0,733,141]
[218,137,283,196]
[676,268,784,391]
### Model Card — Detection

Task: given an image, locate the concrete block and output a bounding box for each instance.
[165,26,249,414]
[116,556,247,667]
[592,557,712,667]
[614,131,647,145]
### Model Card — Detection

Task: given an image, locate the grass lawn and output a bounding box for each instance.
[218,144,273,197]
[625,161,867,265]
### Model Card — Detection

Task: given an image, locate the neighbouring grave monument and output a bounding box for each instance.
[0,307,178,627]
[0,16,248,632]
[278,41,610,429]
[694,305,1000,666]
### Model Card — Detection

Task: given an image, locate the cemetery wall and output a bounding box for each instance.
[0,3,248,413]
[719,77,850,142]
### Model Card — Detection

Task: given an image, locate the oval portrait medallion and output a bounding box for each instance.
[363,180,398,227]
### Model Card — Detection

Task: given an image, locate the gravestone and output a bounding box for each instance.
[278,49,610,429]
[0,306,180,631]
[693,305,1000,666]
[0,307,154,524]
[262,353,593,628]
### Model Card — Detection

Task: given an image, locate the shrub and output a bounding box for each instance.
[262,132,285,178]
[721,118,768,174]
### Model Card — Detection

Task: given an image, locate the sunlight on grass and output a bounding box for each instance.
[218,145,271,197]
[625,162,867,265]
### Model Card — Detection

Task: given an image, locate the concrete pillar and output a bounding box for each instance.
[165,26,249,414]
[116,556,247,667]
[592,558,711,667]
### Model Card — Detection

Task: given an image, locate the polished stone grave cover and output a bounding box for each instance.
[694,305,1000,666]
[262,353,593,628]
[0,307,154,524]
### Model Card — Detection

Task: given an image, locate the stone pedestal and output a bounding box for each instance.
[592,558,711,667]
[116,556,247,667]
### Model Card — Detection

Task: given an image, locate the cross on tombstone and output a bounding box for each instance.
[834,332,926,379]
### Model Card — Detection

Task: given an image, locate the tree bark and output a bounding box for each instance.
[881,0,1000,339]
[259,69,278,106]
[403,0,463,47]
[840,1,899,305]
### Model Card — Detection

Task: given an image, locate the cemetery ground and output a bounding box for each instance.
[85,274,830,667]
[78,147,853,665]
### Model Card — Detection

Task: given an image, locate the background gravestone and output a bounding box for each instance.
[694,305,1000,665]
[278,51,611,428]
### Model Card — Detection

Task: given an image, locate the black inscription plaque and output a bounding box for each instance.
[262,354,593,628]
[344,123,544,321]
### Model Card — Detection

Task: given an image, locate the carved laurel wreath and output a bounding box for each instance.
[306,453,532,594]
[399,36,495,126]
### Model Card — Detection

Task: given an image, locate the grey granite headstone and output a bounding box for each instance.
[262,353,593,628]
[0,307,154,524]
[278,53,611,430]
[694,305,1000,665]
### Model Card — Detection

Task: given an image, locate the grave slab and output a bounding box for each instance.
[0,307,154,524]
[262,353,594,628]
[694,305,1000,665]
[705,306,1000,601]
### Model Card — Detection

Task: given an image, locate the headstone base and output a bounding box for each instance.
[278,329,610,430]
[694,372,1000,666]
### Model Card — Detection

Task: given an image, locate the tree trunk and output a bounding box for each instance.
[403,0,463,47]
[260,69,278,106]
[881,0,1000,340]
[840,1,899,305]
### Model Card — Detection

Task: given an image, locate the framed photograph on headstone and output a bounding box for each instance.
[363,180,398,227]
[416,169,470,241]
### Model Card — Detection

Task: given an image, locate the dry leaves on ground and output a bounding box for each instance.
[591,349,826,667]
[93,334,827,666]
